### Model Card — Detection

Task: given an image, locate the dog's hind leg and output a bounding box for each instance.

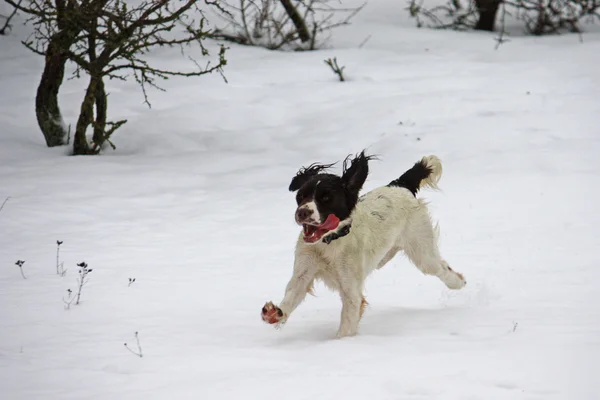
[401,204,466,290]
[404,240,466,290]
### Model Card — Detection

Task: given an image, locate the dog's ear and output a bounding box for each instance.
[289,162,336,192]
[341,150,375,194]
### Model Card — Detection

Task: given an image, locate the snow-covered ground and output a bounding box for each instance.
[1,1,599,399]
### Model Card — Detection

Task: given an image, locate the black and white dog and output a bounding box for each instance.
[261,151,466,338]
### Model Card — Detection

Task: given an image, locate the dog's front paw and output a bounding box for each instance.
[261,301,284,325]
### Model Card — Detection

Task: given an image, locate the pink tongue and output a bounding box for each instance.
[319,214,340,231]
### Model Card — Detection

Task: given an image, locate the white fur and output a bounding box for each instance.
[296,201,321,225]
[272,155,466,338]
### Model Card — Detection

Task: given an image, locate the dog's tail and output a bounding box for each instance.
[388,155,442,196]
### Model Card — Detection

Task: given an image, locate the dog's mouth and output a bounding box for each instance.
[302,214,340,243]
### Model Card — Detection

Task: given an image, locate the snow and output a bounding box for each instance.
[1,1,599,399]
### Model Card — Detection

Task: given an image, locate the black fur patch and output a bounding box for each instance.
[388,159,432,196]
[289,162,336,192]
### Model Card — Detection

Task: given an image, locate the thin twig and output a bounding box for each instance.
[324,57,345,81]
[124,331,143,357]
[15,260,26,279]
[0,0,22,35]
[358,34,372,48]
[63,289,74,310]
[494,1,510,50]
[0,196,10,215]
[56,240,63,275]
[75,262,93,305]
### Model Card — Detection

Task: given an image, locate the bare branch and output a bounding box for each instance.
[0,0,22,35]
[0,196,10,215]
[3,0,45,17]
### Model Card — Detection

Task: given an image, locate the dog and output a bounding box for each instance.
[261,151,466,338]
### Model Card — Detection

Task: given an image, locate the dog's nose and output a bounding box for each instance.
[296,207,313,222]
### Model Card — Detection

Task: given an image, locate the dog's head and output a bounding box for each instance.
[288,151,374,244]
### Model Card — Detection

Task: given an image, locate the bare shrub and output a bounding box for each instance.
[513,0,599,35]
[407,0,600,35]
[212,0,366,50]
[6,0,228,154]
